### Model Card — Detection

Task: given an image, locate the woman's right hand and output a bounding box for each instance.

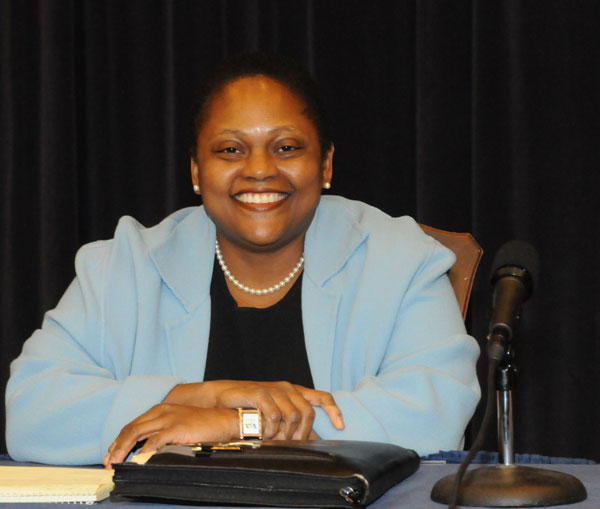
[103,405,238,469]
[164,380,344,439]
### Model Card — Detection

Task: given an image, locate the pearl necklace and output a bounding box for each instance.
[215,239,304,296]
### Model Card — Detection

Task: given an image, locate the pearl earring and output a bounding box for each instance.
[323,182,331,190]
[193,185,200,192]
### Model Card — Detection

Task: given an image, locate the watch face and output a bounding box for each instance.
[240,409,262,439]
[243,414,260,434]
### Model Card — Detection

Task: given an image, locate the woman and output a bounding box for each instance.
[5,53,480,467]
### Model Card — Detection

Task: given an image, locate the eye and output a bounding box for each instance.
[276,144,305,154]
[218,146,241,154]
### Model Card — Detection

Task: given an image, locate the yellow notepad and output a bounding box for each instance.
[0,466,114,504]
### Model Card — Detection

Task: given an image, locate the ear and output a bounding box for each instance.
[321,143,334,188]
[191,158,201,194]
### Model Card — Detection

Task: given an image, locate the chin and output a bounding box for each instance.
[240,229,305,252]
[242,236,289,251]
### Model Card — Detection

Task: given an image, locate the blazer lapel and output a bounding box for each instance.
[302,198,368,392]
[149,207,216,381]
[301,279,341,392]
[164,300,212,382]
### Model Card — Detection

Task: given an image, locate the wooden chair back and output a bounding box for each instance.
[419,224,483,319]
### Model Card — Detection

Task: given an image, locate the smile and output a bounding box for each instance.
[234,192,288,204]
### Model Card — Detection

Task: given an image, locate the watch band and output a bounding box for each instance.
[237,408,262,440]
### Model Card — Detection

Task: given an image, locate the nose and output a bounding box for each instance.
[241,150,278,181]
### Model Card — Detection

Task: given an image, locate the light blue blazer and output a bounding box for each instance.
[6,196,480,464]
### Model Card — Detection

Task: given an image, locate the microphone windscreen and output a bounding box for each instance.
[490,240,541,288]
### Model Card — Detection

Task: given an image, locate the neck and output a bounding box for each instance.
[215,234,305,308]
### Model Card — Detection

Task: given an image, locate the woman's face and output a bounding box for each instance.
[191,76,333,253]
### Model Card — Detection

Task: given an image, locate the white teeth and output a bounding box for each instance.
[235,192,287,204]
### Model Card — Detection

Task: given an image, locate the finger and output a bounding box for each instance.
[293,386,335,407]
[259,382,316,440]
[221,387,282,439]
[138,430,170,455]
[109,432,160,468]
[106,404,166,455]
[252,390,283,439]
[269,399,313,440]
[105,416,168,467]
[267,388,304,439]
[321,402,345,429]
[294,387,345,430]
[283,391,315,440]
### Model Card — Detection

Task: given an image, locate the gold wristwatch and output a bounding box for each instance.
[237,408,262,440]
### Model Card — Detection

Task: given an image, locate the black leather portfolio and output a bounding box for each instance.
[111,440,420,508]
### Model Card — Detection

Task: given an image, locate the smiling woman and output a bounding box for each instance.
[5,53,480,468]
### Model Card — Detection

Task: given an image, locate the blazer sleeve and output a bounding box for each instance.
[5,240,186,465]
[312,236,481,455]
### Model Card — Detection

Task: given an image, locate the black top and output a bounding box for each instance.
[203,259,314,389]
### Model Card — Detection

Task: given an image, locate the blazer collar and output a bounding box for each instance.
[150,207,215,314]
[304,198,368,287]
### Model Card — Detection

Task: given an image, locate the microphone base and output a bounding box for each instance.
[431,464,587,507]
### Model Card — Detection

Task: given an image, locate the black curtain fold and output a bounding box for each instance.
[415,1,472,230]
[2,0,599,460]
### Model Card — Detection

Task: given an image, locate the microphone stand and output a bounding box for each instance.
[497,347,516,466]
[431,345,587,507]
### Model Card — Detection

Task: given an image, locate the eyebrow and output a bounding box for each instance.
[216,126,298,136]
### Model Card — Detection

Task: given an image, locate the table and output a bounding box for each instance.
[1,461,599,508]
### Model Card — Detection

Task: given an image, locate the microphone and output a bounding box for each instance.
[487,240,540,362]
[432,239,586,508]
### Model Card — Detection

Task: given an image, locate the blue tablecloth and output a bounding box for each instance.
[423,450,596,464]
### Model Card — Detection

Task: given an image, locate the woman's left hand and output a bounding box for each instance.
[102,404,238,469]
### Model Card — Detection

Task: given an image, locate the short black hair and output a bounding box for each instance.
[190,52,332,159]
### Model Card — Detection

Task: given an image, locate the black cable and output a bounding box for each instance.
[448,357,498,509]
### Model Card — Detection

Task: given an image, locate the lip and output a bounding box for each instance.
[232,190,290,211]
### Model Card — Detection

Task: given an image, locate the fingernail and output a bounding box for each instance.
[102,452,109,465]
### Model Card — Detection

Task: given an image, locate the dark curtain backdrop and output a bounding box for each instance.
[2,0,599,460]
